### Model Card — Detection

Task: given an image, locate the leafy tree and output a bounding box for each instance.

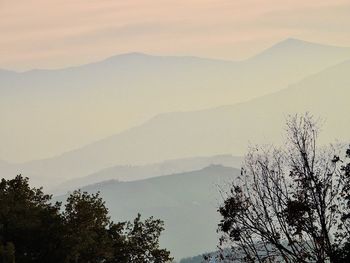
[107,214,172,263]
[0,242,15,263]
[0,177,172,263]
[218,114,350,262]
[0,175,65,263]
[63,191,172,263]
[63,190,113,263]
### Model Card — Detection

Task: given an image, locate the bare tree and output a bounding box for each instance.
[217,114,350,262]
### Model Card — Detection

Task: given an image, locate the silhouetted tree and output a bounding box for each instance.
[0,177,172,263]
[218,114,350,262]
[334,145,350,261]
[63,190,113,263]
[63,191,172,263]
[0,175,65,263]
[0,242,15,263]
[107,214,172,263]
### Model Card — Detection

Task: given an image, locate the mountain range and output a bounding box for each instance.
[1,38,349,260]
[1,38,350,162]
[55,165,240,260]
[51,154,242,194]
[2,54,349,189]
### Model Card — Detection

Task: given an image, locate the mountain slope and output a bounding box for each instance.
[52,154,242,194]
[55,165,240,260]
[5,58,349,188]
[1,39,350,161]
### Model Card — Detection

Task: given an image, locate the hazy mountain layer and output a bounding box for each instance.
[3,58,349,188]
[55,165,240,260]
[1,39,350,161]
[52,154,242,195]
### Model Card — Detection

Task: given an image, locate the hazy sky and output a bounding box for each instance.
[1,0,350,70]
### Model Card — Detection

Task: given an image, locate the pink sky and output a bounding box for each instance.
[1,0,350,70]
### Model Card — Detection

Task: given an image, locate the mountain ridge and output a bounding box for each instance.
[2,38,350,163]
[3,58,349,188]
[51,154,243,194]
[248,38,350,60]
[55,165,241,260]
[1,38,349,73]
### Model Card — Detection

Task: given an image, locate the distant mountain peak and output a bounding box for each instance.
[104,52,151,61]
[113,52,150,58]
[273,37,324,48]
[248,38,349,61]
[280,37,306,44]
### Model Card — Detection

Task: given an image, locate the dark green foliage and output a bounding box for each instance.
[0,242,15,263]
[107,214,171,263]
[0,176,172,263]
[0,176,65,263]
[63,191,112,263]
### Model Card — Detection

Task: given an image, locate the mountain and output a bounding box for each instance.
[52,154,242,195]
[4,58,349,188]
[250,38,349,61]
[1,39,350,162]
[55,165,241,260]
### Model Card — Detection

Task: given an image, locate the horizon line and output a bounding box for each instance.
[2,37,349,73]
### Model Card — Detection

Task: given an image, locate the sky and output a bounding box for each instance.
[1,0,350,71]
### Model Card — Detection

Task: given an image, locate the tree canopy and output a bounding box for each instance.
[0,176,172,263]
[218,114,350,262]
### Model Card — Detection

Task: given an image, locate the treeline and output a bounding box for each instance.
[0,176,172,263]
